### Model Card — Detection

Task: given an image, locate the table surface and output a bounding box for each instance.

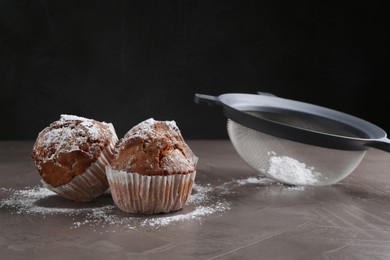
[1,140,390,260]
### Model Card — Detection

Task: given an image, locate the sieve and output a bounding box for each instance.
[194,92,390,186]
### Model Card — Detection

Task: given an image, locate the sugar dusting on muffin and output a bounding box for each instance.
[31,114,118,201]
[111,118,196,176]
[34,114,113,161]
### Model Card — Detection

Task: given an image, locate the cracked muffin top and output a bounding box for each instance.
[111,118,197,176]
[31,114,117,187]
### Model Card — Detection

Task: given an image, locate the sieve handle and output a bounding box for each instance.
[195,92,275,105]
[366,138,390,153]
[194,94,222,106]
[257,91,276,97]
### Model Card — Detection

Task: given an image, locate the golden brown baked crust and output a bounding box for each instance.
[31,114,117,187]
[111,118,196,175]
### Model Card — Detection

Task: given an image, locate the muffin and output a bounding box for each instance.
[31,114,118,202]
[106,118,198,214]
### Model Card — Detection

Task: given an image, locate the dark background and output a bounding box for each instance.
[1,1,389,140]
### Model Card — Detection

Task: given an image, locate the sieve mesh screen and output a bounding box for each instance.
[227,117,367,186]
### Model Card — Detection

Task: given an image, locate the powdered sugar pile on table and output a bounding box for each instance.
[267,152,323,185]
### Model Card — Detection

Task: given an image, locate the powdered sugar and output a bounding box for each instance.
[80,121,100,140]
[33,115,117,168]
[134,118,177,131]
[236,176,275,185]
[187,184,213,204]
[59,114,108,141]
[0,183,230,231]
[267,152,322,185]
[39,128,83,164]
[122,118,180,143]
[216,175,307,192]
[60,114,90,121]
[0,186,85,215]
[140,118,178,131]
[39,114,111,147]
[285,185,306,191]
[0,171,309,232]
[141,203,227,228]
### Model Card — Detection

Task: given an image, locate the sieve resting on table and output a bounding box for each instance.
[194,92,390,186]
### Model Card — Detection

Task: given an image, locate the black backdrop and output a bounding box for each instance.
[1,1,389,140]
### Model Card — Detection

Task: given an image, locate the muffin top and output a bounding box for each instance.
[31,114,117,187]
[111,118,197,175]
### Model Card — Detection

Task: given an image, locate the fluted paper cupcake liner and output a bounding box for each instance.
[41,125,118,202]
[106,166,196,214]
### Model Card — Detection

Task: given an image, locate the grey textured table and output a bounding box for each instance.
[1,140,390,260]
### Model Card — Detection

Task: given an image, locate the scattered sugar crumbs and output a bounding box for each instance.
[216,175,307,192]
[0,175,308,231]
[0,184,230,231]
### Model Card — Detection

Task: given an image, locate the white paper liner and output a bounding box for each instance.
[106,166,196,214]
[41,125,118,202]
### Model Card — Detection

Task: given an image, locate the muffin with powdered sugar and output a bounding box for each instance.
[106,118,198,214]
[31,114,118,202]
